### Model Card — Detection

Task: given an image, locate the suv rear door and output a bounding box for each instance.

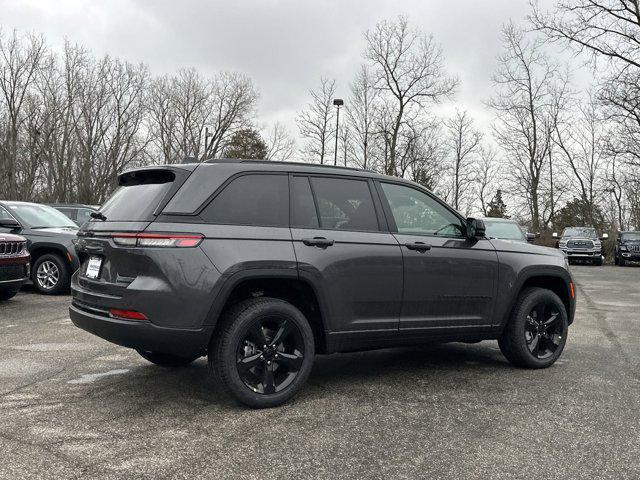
[377,181,498,333]
[289,175,403,339]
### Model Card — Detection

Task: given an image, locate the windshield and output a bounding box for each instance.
[621,232,640,242]
[484,220,526,241]
[6,203,76,229]
[562,227,597,239]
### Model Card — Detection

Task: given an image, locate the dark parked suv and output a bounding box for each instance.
[615,231,640,266]
[0,201,80,294]
[70,160,576,408]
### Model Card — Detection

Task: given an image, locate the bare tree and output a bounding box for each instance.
[147,75,178,163]
[364,16,457,175]
[488,23,570,230]
[553,94,608,226]
[202,71,258,159]
[476,146,500,216]
[346,65,378,169]
[264,122,295,161]
[530,0,640,168]
[0,30,46,199]
[296,77,336,164]
[395,114,446,192]
[444,109,482,211]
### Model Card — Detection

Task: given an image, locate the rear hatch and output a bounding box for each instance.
[74,166,194,295]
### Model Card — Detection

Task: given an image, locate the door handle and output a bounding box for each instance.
[405,241,431,252]
[302,237,335,248]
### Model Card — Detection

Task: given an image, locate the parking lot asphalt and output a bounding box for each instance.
[1,265,639,479]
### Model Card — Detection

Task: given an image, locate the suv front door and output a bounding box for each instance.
[289,175,403,340]
[378,182,498,333]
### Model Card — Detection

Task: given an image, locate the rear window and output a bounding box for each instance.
[100,170,176,221]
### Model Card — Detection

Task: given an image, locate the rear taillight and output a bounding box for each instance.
[111,233,203,248]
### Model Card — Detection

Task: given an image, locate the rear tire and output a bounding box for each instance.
[0,289,19,301]
[499,288,568,369]
[32,253,69,295]
[137,350,198,367]
[210,297,315,409]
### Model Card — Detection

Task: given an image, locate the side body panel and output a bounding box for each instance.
[394,235,499,331]
[291,228,403,333]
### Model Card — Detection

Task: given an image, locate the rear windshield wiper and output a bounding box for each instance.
[90,212,107,221]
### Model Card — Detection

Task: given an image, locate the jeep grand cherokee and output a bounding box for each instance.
[70,159,576,408]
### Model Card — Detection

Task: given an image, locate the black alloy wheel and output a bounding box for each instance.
[236,315,305,395]
[211,297,315,408]
[523,301,563,360]
[499,287,569,369]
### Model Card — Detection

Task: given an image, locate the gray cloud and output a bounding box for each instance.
[1,0,564,136]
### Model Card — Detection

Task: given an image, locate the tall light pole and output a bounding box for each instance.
[203,127,214,161]
[333,98,343,166]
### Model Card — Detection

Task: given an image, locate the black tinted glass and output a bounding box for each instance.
[381,182,464,236]
[310,177,379,231]
[101,170,176,222]
[201,174,288,227]
[291,176,319,228]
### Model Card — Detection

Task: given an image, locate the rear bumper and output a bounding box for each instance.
[69,303,213,358]
[0,277,28,291]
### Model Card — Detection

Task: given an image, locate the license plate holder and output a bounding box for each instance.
[85,256,102,279]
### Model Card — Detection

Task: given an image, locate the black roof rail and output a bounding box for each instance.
[203,158,374,173]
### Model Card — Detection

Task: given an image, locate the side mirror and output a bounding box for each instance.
[466,218,486,239]
[600,233,609,240]
[526,233,536,243]
[0,218,21,231]
[552,232,558,238]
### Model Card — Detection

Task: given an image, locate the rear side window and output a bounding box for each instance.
[200,174,288,227]
[101,170,176,221]
[310,177,379,231]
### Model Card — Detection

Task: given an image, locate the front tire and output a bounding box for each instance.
[137,350,198,367]
[593,257,603,266]
[619,257,626,267]
[210,297,315,408]
[32,253,70,295]
[499,288,568,369]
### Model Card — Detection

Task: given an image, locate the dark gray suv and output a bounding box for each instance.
[70,160,576,408]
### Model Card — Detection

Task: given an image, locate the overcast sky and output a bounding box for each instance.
[2,0,574,141]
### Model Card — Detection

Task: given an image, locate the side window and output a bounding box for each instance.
[291,176,319,228]
[200,174,289,227]
[310,177,379,232]
[57,208,76,221]
[380,183,464,237]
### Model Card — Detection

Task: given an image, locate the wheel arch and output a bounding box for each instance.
[500,267,575,331]
[206,269,330,353]
[29,243,72,266]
